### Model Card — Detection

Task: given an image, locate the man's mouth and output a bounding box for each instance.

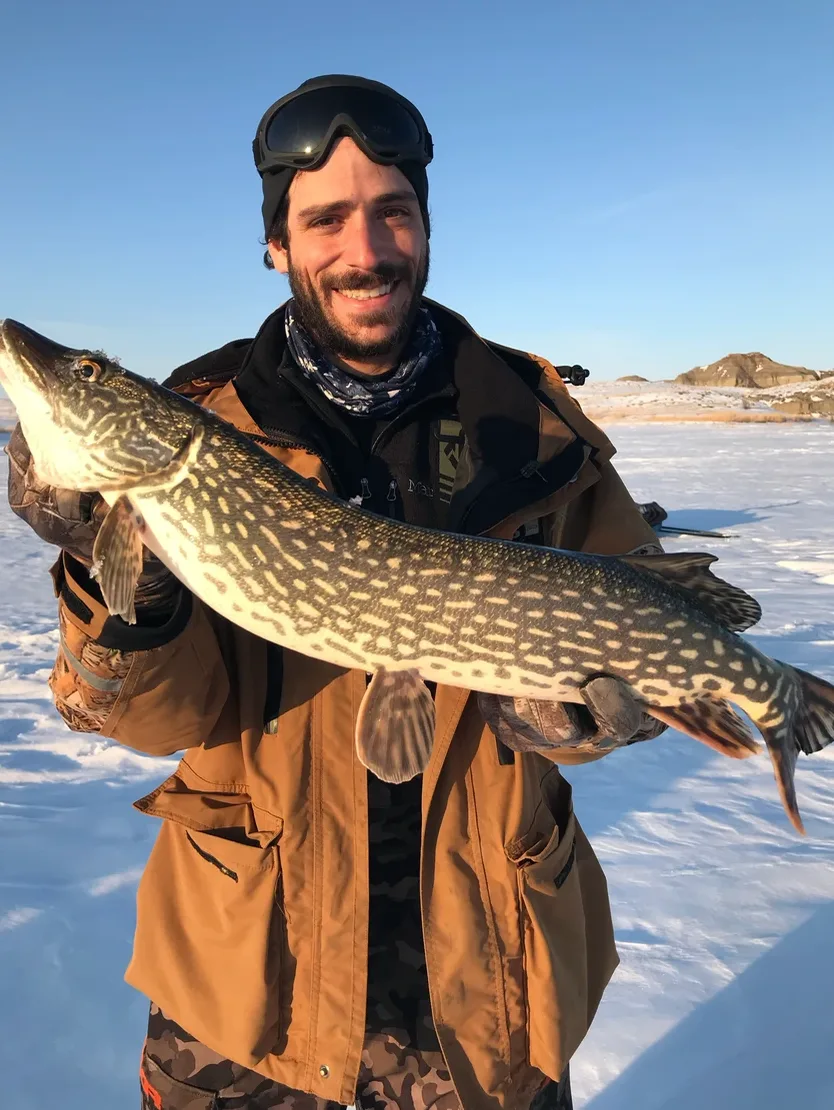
[336,280,396,302]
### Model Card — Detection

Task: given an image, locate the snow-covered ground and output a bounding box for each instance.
[1,423,833,1109]
[568,378,834,422]
[0,397,15,431]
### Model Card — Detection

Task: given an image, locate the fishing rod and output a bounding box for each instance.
[656,524,736,540]
[637,502,736,540]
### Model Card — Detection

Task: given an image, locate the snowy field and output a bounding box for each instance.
[0,397,15,431]
[1,423,834,1109]
[567,378,834,422]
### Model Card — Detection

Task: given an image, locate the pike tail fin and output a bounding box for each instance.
[758,718,803,835]
[789,664,834,755]
[754,664,834,836]
[648,665,834,837]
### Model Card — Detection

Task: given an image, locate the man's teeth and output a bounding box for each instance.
[340,282,394,301]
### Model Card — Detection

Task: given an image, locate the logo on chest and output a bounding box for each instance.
[407,478,434,498]
[437,418,465,505]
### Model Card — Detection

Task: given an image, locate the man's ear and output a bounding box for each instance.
[267,241,289,274]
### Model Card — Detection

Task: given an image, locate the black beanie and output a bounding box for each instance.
[261,159,430,241]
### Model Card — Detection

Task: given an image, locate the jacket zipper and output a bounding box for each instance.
[349,478,373,508]
[386,480,399,519]
[247,429,342,494]
[369,388,457,456]
[186,831,239,882]
[457,449,586,536]
[350,477,400,518]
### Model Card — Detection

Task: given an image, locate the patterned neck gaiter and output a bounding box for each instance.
[284,300,441,417]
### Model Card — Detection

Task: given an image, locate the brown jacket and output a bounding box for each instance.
[48,306,658,1108]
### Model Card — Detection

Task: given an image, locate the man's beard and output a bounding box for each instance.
[286,249,430,364]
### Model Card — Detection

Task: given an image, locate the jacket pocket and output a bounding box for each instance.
[516,811,586,1077]
[127,799,284,1069]
[508,774,595,1080]
[141,1050,218,1109]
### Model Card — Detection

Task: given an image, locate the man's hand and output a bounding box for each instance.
[7,423,108,564]
[478,676,667,756]
[6,423,178,614]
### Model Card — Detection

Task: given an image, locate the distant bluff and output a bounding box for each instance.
[676,353,824,388]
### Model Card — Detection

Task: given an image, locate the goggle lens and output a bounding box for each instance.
[263,86,424,167]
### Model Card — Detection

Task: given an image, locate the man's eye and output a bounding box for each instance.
[311,216,338,229]
[382,207,409,219]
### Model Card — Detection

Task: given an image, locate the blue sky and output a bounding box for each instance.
[1,0,832,382]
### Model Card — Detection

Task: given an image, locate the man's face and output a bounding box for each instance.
[268,137,429,365]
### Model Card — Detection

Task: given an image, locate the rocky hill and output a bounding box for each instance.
[676,353,821,388]
[569,374,834,422]
[768,376,834,417]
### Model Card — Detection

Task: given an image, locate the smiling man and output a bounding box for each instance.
[8,75,667,1109]
[273,144,430,369]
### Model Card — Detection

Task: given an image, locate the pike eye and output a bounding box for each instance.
[75,359,102,381]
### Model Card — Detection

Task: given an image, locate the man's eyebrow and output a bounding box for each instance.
[373,191,418,206]
[295,191,418,223]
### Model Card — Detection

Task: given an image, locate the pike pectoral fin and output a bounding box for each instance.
[355,667,436,784]
[90,494,145,625]
[620,552,762,632]
[647,698,762,759]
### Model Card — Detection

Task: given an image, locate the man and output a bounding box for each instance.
[7,75,665,1110]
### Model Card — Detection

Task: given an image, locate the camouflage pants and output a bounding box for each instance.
[140,1004,572,1110]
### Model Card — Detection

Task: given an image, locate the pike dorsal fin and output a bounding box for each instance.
[620,552,762,632]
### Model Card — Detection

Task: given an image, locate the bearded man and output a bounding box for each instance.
[7,75,665,1110]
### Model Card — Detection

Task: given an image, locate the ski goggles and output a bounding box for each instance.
[252,75,433,176]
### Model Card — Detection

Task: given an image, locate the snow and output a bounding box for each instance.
[1,423,834,1109]
[569,422,834,1109]
[0,397,15,431]
[568,378,834,422]
[777,560,834,586]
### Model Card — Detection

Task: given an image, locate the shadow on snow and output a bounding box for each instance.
[585,899,834,1110]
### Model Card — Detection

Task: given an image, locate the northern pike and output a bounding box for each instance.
[2,319,833,834]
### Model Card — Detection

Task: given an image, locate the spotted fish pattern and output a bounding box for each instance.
[3,318,834,832]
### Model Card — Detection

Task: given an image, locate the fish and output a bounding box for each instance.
[2,318,833,834]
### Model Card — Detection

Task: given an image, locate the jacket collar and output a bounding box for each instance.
[196,299,615,535]
[235,305,455,449]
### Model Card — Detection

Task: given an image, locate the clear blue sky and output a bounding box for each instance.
[1,0,832,382]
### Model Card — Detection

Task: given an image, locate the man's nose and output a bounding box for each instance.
[340,211,391,271]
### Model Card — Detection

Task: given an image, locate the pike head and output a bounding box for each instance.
[0,319,199,493]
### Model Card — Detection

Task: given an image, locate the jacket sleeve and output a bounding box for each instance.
[526,352,662,557]
[535,455,663,767]
[546,457,663,557]
[49,554,230,757]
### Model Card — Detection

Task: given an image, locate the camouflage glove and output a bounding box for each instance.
[478,676,668,756]
[5,422,179,614]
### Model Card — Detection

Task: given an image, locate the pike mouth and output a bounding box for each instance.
[0,319,74,395]
[0,319,12,369]
[0,321,17,392]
